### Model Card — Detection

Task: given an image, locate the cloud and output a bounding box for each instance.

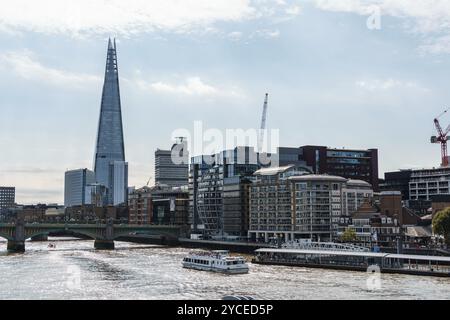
[314,0,450,54]
[355,78,430,92]
[0,50,101,89]
[285,5,301,16]
[419,35,450,55]
[0,0,300,38]
[251,29,280,39]
[136,76,243,98]
[228,31,244,41]
[314,0,450,28]
[0,167,60,174]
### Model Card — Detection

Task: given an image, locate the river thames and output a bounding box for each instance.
[0,239,449,300]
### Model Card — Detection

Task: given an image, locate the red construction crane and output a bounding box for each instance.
[431,109,450,167]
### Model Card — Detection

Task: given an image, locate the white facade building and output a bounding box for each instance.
[409,167,450,200]
[248,168,374,243]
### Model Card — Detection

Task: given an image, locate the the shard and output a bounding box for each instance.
[94,38,128,206]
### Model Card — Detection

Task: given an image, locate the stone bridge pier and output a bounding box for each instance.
[93,220,115,250]
[7,219,25,253]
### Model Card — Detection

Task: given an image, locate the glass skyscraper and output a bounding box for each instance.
[64,169,95,208]
[94,38,128,205]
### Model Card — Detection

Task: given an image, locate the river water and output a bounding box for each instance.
[0,239,449,300]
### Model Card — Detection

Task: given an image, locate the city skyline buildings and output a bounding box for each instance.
[2,2,450,204]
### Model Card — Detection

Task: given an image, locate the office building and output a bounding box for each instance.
[109,161,128,206]
[151,186,189,226]
[128,185,189,226]
[222,176,252,237]
[0,187,15,210]
[278,147,308,167]
[93,38,128,205]
[189,146,265,237]
[64,169,95,207]
[85,183,108,207]
[381,170,413,200]
[155,139,189,187]
[280,146,379,191]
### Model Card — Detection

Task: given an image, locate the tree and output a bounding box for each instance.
[341,228,357,243]
[433,207,450,246]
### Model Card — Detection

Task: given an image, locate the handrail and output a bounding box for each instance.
[281,240,369,252]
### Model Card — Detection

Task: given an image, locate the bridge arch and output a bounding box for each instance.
[112,230,179,241]
[25,229,100,241]
[0,233,13,241]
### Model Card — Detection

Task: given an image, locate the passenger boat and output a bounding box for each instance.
[182,250,249,274]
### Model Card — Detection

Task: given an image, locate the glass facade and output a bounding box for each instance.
[64,169,95,207]
[93,39,127,205]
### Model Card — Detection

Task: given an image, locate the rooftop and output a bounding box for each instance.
[253,165,295,176]
[347,179,372,188]
[289,174,347,183]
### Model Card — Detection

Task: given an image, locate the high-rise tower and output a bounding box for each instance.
[94,38,128,205]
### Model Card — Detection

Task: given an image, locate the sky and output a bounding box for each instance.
[1,0,450,204]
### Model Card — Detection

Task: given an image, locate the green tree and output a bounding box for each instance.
[341,228,357,243]
[433,207,450,246]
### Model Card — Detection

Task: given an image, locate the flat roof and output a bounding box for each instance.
[254,248,450,262]
[255,248,386,258]
[384,254,450,263]
[253,165,294,176]
[288,175,347,183]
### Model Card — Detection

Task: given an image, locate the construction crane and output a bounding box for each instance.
[431,108,450,167]
[258,93,269,152]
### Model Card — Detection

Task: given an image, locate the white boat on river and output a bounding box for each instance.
[182,250,249,274]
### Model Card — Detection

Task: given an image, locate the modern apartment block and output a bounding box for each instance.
[344,179,374,215]
[408,167,450,201]
[0,186,15,210]
[249,166,310,242]
[279,146,379,191]
[248,167,373,243]
[155,139,189,187]
[64,169,96,208]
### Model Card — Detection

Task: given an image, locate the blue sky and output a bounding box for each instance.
[1,0,450,204]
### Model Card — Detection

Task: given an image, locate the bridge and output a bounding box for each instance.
[0,219,182,252]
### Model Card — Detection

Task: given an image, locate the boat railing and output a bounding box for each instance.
[281,240,369,252]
